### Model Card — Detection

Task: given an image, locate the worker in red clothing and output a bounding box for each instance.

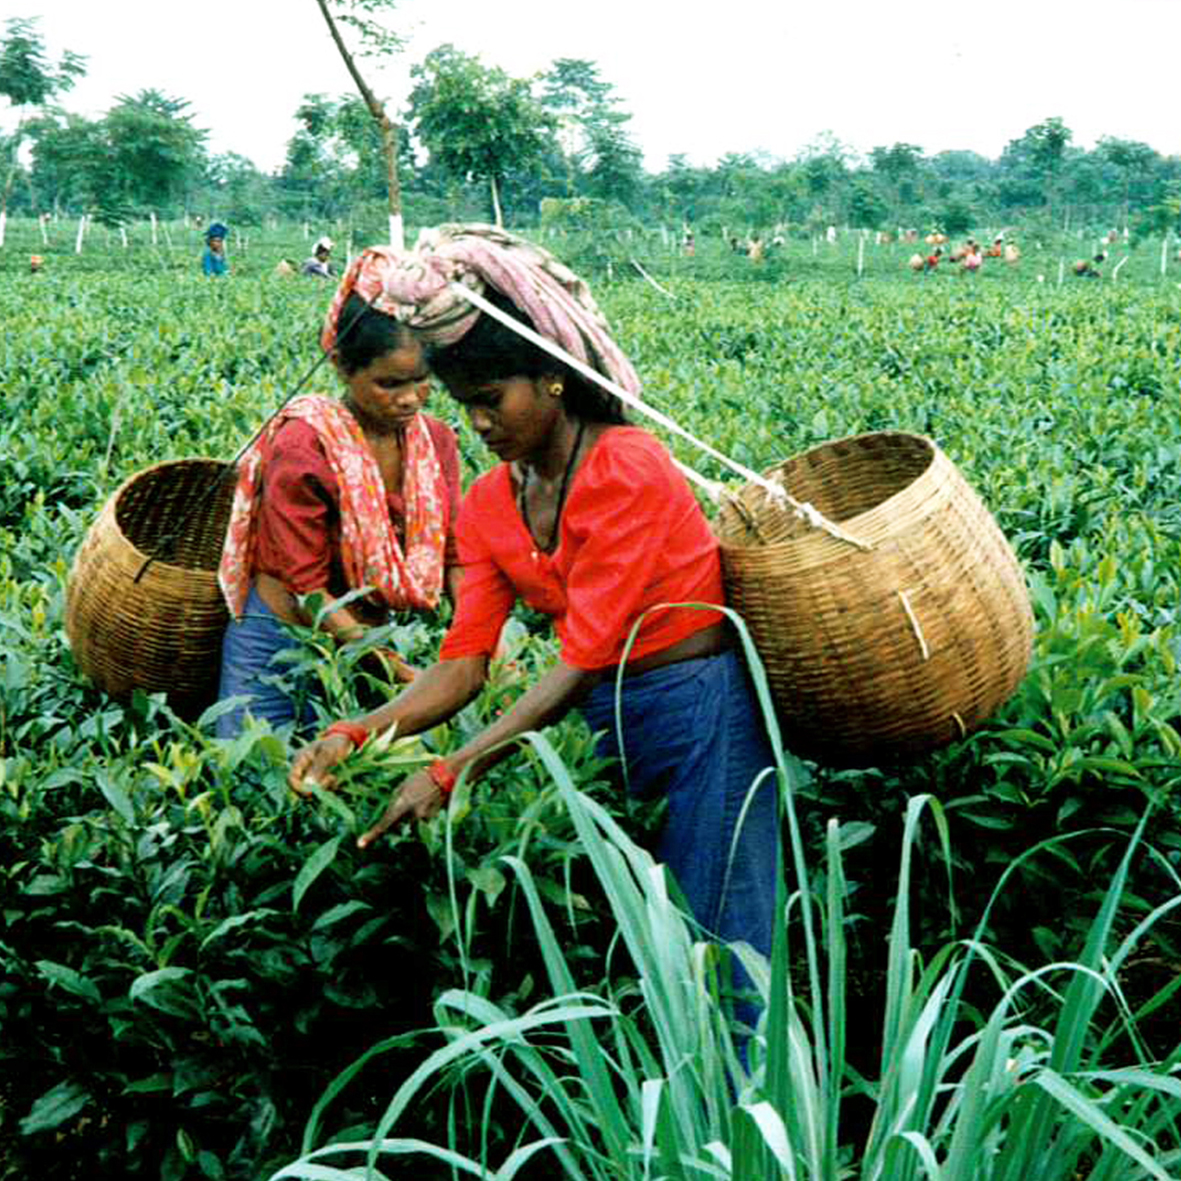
[215,247,464,737]
[289,226,780,1035]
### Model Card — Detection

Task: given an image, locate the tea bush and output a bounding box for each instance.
[2,245,1180,1175]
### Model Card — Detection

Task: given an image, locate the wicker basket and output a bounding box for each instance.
[65,459,236,718]
[713,432,1033,766]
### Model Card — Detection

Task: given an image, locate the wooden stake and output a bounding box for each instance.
[1057,257,1064,286]
[75,214,86,254]
[150,211,158,246]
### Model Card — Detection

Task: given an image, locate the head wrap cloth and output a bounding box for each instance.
[320,224,641,398]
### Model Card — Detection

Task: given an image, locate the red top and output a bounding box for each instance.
[254,413,462,598]
[439,426,724,670]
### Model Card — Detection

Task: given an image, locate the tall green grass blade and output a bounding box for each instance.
[1031,1068,1175,1181]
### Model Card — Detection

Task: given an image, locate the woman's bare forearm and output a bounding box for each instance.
[346,654,489,738]
[441,659,601,783]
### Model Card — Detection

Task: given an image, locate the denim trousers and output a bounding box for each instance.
[215,585,313,738]
[580,649,781,981]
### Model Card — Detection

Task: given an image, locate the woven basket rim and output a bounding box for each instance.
[715,430,942,555]
[109,456,234,578]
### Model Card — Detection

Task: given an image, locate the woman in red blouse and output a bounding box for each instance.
[289,229,779,1018]
[214,248,463,737]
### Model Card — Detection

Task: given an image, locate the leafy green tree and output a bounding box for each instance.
[654,153,708,223]
[1002,116,1072,221]
[795,131,856,221]
[313,0,408,246]
[539,58,642,206]
[408,44,556,227]
[0,16,85,222]
[102,90,207,213]
[279,92,411,217]
[937,196,975,236]
[1097,136,1159,227]
[201,152,276,226]
[26,91,206,220]
[1136,180,1181,240]
[869,141,925,221]
[710,151,784,227]
[25,110,105,212]
[847,177,888,229]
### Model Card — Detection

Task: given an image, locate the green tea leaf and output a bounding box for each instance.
[95,768,135,823]
[36,959,101,1003]
[19,1079,90,1135]
[129,966,193,1009]
[293,836,342,913]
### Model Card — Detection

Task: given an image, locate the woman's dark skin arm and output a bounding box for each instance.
[288,650,601,845]
[356,659,601,847]
[288,654,488,793]
[445,564,464,608]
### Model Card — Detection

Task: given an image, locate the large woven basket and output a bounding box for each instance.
[713,432,1033,766]
[65,459,236,718]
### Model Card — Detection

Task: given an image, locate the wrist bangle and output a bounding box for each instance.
[323,721,370,751]
[428,758,458,797]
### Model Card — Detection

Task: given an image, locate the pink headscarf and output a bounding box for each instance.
[321,225,641,398]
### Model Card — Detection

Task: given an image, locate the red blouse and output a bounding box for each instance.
[253,413,462,598]
[439,426,724,670]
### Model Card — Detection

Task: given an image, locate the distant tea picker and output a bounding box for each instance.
[302,235,335,279]
[202,222,229,277]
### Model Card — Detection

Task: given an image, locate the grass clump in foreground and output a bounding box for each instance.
[272,619,1181,1181]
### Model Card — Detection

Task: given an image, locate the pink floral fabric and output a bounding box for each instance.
[319,227,642,399]
[218,394,447,619]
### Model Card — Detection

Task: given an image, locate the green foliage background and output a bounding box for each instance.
[2,220,1181,1177]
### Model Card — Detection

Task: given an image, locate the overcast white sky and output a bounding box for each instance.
[8,0,1181,173]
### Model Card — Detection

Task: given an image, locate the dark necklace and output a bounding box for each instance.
[519,419,587,554]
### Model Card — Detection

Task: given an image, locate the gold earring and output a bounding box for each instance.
[549,383,563,398]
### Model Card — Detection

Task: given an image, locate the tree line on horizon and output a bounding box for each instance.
[3,14,1181,245]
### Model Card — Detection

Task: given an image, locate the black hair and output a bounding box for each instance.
[333,293,416,375]
[426,287,628,425]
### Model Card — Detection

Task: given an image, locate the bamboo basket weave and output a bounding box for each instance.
[65,459,235,718]
[713,432,1033,766]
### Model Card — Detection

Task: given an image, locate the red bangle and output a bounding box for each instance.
[427,758,458,797]
[323,721,370,751]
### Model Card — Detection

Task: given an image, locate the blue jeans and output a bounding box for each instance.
[215,585,314,738]
[581,650,780,1003]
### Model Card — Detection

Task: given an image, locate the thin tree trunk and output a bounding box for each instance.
[313,0,404,249]
[490,174,503,228]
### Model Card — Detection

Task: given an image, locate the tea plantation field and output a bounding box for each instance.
[2,245,1181,1178]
